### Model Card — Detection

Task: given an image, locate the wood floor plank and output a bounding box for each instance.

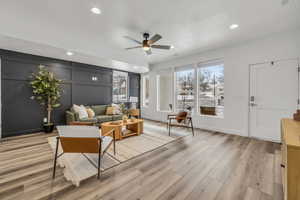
[0,120,283,200]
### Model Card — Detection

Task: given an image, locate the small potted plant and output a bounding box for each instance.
[120,103,129,122]
[30,65,62,133]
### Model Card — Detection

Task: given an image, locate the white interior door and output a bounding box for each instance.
[249,59,299,142]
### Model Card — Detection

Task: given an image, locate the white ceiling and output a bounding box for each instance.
[0,0,299,72]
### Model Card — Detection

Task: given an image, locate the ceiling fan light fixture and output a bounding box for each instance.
[143,46,150,51]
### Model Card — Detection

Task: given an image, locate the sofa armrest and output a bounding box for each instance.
[66,111,77,125]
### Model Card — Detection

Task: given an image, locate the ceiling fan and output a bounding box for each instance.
[124,33,172,55]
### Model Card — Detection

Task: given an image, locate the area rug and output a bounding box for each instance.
[47,121,191,186]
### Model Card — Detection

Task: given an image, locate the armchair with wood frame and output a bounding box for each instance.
[167,111,194,136]
[53,125,116,180]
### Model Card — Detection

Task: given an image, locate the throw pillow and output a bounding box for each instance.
[176,111,188,123]
[106,106,115,115]
[86,108,95,118]
[72,104,89,119]
[112,103,121,114]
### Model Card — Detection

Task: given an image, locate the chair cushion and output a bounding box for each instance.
[101,136,113,153]
[112,114,123,121]
[96,115,113,123]
[176,111,188,123]
[91,105,108,116]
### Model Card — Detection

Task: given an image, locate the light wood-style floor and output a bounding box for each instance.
[0,120,283,200]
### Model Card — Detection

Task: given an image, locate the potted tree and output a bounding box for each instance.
[30,65,62,133]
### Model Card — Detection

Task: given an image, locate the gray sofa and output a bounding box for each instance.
[66,104,123,126]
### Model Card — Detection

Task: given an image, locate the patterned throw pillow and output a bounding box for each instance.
[86,108,95,118]
[106,107,115,115]
[72,104,89,119]
[111,103,121,114]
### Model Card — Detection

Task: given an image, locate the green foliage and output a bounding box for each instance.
[119,103,129,115]
[30,65,62,124]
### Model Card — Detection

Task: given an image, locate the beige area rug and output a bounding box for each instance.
[48,120,192,186]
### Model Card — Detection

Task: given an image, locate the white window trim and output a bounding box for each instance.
[142,74,150,108]
[156,69,175,112]
[174,65,197,114]
[197,60,224,118]
[112,71,129,103]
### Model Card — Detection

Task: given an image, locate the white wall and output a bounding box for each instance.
[141,28,300,137]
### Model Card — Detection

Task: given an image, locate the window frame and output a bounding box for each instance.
[112,70,129,103]
[142,74,150,108]
[156,70,174,112]
[174,66,197,113]
[197,60,224,118]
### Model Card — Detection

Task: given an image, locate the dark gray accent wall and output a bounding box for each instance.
[0,49,140,137]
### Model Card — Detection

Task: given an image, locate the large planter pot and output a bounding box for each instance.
[43,124,54,133]
[200,106,216,116]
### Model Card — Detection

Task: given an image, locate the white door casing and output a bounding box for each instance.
[249,59,299,142]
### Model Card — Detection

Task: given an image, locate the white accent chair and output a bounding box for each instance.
[53,125,116,180]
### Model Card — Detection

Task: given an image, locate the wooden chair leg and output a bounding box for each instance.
[52,137,59,179]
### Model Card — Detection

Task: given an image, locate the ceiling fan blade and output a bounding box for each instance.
[151,45,171,50]
[125,46,142,50]
[124,36,142,44]
[148,34,162,44]
[145,49,152,55]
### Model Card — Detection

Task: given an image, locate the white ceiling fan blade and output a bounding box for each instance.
[124,36,142,44]
[125,46,142,50]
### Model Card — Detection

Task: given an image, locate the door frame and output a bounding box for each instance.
[247,57,300,141]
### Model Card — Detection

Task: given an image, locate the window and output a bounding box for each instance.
[142,75,150,107]
[113,71,128,102]
[198,62,224,117]
[175,69,195,112]
[157,72,173,111]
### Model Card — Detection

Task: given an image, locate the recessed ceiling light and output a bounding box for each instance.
[230,24,239,30]
[170,45,175,49]
[66,51,73,56]
[91,7,101,14]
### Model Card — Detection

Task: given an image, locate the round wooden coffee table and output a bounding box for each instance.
[101,119,144,140]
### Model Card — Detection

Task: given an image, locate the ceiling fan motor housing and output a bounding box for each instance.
[143,40,150,48]
[143,33,150,40]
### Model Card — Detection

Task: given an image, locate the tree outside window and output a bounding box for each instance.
[113,71,128,102]
[175,69,195,112]
[198,64,224,117]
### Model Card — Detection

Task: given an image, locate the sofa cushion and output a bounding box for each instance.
[91,105,107,116]
[79,117,98,124]
[112,114,123,121]
[96,115,113,123]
